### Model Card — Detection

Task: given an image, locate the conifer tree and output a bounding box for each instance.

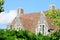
[0,0,4,13]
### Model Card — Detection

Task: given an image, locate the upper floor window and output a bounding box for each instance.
[36,24,45,34]
[38,24,45,34]
[42,25,44,34]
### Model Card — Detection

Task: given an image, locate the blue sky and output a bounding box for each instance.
[4,0,60,13]
[0,0,60,29]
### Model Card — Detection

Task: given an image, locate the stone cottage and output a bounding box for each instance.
[7,4,59,35]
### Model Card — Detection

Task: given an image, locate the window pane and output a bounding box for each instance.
[42,25,44,34]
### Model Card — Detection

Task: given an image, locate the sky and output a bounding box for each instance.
[0,0,60,29]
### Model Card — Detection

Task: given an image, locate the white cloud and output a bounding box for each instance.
[0,10,17,25]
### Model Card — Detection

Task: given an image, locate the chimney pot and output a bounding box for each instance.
[49,4,56,10]
[17,8,24,15]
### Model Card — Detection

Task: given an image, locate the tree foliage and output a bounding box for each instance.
[0,0,4,12]
[46,9,60,26]
[49,30,60,40]
[0,29,60,40]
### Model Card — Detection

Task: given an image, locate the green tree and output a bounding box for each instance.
[46,9,60,27]
[0,0,4,12]
[49,30,60,40]
[0,29,60,40]
[0,29,5,40]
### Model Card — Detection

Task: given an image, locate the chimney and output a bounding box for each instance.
[49,4,56,10]
[17,8,24,15]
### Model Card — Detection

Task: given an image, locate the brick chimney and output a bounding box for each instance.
[17,8,24,16]
[49,4,56,10]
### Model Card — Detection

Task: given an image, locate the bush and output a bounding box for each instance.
[0,29,60,40]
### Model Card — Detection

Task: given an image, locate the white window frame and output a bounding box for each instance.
[36,24,45,34]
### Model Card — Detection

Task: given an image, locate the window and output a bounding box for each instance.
[42,25,44,34]
[36,24,45,34]
[39,25,42,31]
[40,25,41,27]
[10,25,12,29]
[38,24,45,34]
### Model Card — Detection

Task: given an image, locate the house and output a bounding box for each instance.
[7,4,59,35]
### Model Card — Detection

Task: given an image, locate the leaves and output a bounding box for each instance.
[0,7,4,12]
[0,29,60,40]
[0,0,4,5]
[46,9,60,27]
[0,0,4,12]
[0,29,37,40]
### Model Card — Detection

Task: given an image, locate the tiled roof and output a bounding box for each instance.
[11,12,40,33]
[20,12,40,33]
[11,10,60,33]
